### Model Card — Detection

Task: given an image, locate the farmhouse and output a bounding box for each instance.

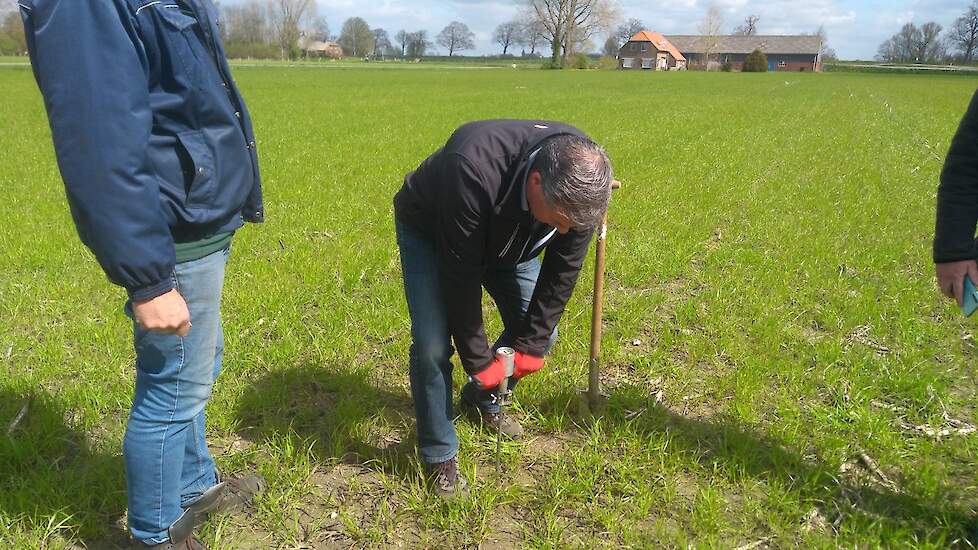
[618,31,687,71]
[300,39,343,59]
[666,35,823,72]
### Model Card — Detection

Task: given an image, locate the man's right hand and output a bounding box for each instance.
[133,289,192,336]
[936,260,978,306]
[471,355,508,390]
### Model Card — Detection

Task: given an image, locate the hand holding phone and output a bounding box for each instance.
[963,276,978,317]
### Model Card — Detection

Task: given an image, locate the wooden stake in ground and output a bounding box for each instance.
[587,180,620,408]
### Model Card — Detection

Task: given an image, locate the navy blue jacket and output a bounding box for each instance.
[19,0,263,302]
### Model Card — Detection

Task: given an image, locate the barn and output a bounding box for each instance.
[617,31,687,71]
[666,35,823,72]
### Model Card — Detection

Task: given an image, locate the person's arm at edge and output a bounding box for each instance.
[23,1,187,333]
[513,227,593,357]
[935,88,978,304]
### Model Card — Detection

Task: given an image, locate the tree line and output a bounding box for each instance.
[876,2,978,64]
[0,0,26,56]
[0,0,845,68]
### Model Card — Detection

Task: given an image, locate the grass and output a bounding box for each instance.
[1,66,978,548]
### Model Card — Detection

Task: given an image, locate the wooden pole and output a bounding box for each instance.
[587,180,620,406]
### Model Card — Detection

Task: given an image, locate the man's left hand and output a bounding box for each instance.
[936,260,978,306]
[513,352,545,379]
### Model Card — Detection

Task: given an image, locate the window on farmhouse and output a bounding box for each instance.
[640,43,648,52]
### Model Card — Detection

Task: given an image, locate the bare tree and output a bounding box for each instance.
[524,0,618,67]
[311,16,330,41]
[950,2,978,62]
[896,22,922,62]
[917,21,945,63]
[734,15,759,36]
[876,37,899,62]
[0,9,26,55]
[338,17,373,57]
[272,0,316,59]
[406,30,431,58]
[697,2,724,68]
[602,35,619,56]
[223,0,273,45]
[561,0,620,63]
[437,21,475,56]
[373,28,393,58]
[612,18,644,48]
[521,18,546,56]
[524,0,566,66]
[494,21,521,55]
[813,25,832,60]
[395,30,409,57]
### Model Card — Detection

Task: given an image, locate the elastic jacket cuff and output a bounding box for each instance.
[127,278,175,303]
[243,208,265,223]
[514,340,547,358]
[934,252,978,264]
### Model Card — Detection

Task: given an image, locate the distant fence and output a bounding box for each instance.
[825,62,978,76]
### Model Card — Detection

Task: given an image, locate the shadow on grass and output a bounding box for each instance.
[235,363,421,475]
[0,388,128,547]
[538,383,976,545]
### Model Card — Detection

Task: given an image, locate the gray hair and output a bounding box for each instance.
[533,135,613,230]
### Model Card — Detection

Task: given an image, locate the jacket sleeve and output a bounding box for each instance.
[514,227,594,357]
[436,154,493,374]
[935,88,978,263]
[23,0,175,302]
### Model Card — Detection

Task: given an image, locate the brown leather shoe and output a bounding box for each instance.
[426,456,469,500]
[183,472,265,526]
[142,536,208,549]
[461,398,524,438]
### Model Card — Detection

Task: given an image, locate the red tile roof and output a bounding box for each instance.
[628,30,687,62]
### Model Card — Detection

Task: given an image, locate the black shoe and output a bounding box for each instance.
[183,472,265,526]
[425,456,469,500]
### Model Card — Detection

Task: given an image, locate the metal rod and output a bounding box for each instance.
[6,397,31,436]
[495,347,515,472]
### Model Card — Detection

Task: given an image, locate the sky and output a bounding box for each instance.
[252,0,974,60]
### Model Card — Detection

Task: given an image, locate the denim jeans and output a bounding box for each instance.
[396,220,556,464]
[123,246,229,544]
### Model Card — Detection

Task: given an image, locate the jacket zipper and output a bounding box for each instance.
[499,226,520,258]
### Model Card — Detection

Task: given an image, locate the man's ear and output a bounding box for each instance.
[526,170,542,188]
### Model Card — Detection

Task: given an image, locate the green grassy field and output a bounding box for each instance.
[2,66,978,548]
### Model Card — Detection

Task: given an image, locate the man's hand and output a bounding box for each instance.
[133,289,192,336]
[936,260,978,306]
[472,355,508,390]
[513,352,544,379]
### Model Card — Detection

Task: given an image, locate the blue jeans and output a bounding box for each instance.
[123,246,229,544]
[396,220,556,464]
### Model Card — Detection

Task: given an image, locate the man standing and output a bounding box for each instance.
[936,90,978,304]
[20,1,264,547]
[394,120,614,497]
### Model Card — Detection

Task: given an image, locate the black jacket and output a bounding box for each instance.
[394,120,595,374]
[936,89,978,263]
